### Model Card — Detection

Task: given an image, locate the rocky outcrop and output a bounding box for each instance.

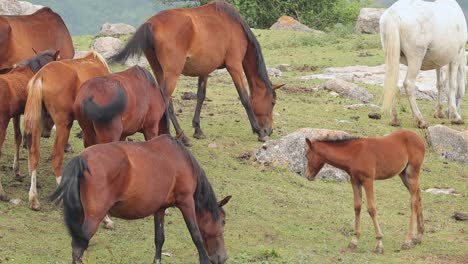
[91,37,123,59]
[427,125,468,165]
[319,79,374,102]
[270,16,323,33]
[99,22,136,36]
[0,0,43,15]
[355,8,385,34]
[255,128,351,182]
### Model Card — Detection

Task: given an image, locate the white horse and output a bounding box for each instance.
[380,0,467,128]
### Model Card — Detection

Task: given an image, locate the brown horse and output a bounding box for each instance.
[73,66,169,147]
[0,8,74,72]
[0,50,59,201]
[305,130,425,253]
[23,51,111,211]
[49,135,231,264]
[111,1,283,145]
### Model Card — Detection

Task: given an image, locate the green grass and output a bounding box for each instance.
[0,30,467,264]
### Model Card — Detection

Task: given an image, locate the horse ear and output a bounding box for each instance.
[54,50,61,60]
[32,48,38,55]
[272,84,285,90]
[218,195,232,207]
[305,138,313,149]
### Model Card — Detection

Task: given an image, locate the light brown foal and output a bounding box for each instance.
[305,130,425,253]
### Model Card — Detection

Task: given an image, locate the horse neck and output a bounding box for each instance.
[314,141,356,172]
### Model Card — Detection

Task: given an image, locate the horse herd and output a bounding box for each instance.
[0,0,466,263]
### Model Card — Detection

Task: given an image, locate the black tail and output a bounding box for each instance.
[49,156,89,249]
[82,86,127,123]
[110,23,154,63]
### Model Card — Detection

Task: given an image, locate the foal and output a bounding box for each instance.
[305,130,425,253]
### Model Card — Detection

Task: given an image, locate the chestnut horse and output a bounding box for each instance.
[111,1,283,145]
[0,8,74,72]
[73,66,169,147]
[0,50,59,201]
[305,130,425,253]
[23,51,111,211]
[49,135,231,264]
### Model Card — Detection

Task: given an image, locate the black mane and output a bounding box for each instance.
[170,137,222,220]
[316,137,359,144]
[213,1,273,94]
[16,50,57,73]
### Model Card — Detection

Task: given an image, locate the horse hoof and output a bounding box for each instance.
[412,237,422,245]
[29,201,41,211]
[390,119,401,127]
[181,136,192,147]
[373,247,384,254]
[15,174,24,182]
[103,222,115,230]
[451,119,464,125]
[193,132,206,139]
[401,241,414,250]
[348,242,357,250]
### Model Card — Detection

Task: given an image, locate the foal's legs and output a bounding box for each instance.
[12,116,23,181]
[404,56,427,128]
[434,68,446,119]
[362,179,384,253]
[348,180,363,249]
[0,116,9,201]
[192,75,208,139]
[153,209,166,264]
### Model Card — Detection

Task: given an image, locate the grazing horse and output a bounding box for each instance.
[380,0,467,128]
[111,1,283,145]
[305,130,425,253]
[49,135,231,264]
[73,66,169,147]
[0,8,74,72]
[0,50,59,201]
[22,51,111,211]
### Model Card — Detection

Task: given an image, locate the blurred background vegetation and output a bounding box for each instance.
[28,0,467,36]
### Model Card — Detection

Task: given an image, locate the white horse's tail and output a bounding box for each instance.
[380,11,401,115]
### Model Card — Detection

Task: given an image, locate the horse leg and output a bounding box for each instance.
[434,68,445,118]
[51,122,72,185]
[348,179,363,250]
[0,117,9,201]
[448,60,464,124]
[400,165,424,249]
[192,75,208,139]
[177,196,211,264]
[26,119,42,210]
[455,54,465,116]
[12,116,23,181]
[226,63,261,136]
[362,179,384,253]
[153,209,166,264]
[403,55,427,128]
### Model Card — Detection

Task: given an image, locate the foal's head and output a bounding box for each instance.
[304,138,325,180]
[196,195,231,264]
[251,84,284,142]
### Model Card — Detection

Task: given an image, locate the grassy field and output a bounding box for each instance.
[0,29,467,264]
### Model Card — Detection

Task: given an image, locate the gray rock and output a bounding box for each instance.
[92,37,123,59]
[344,103,381,110]
[270,16,323,33]
[99,22,136,36]
[124,55,148,67]
[277,64,292,72]
[424,188,461,196]
[0,0,42,15]
[208,143,218,149]
[9,198,23,205]
[427,125,468,165]
[255,128,351,182]
[355,8,385,34]
[319,79,374,103]
[73,50,89,59]
[267,67,282,77]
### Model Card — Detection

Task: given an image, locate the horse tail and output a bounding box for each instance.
[380,10,401,116]
[49,156,89,249]
[82,84,127,123]
[110,23,154,63]
[23,76,44,146]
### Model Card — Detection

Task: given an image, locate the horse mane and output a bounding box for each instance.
[169,136,222,220]
[213,1,273,94]
[83,51,111,73]
[131,65,157,88]
[15,50,56,73]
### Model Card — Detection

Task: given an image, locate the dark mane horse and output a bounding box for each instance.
[111,1,283,145]
[0,50,59,201]
[0,8,74,72]
[49,135,231,263]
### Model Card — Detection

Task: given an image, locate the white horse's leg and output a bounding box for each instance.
[448,59,464,124]
[404,57,428,128]
[434,68,445,118]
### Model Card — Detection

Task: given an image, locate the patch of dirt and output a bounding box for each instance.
[181,91,197,100]
[282,86,316,94]
[294,64,319,72]
[453,212,468,221]
[236,151,252,161]
[418,256,468,264]
[368,113,381,120]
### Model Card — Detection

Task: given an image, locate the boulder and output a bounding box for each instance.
[91,37,122,59]
[124,55,148,67]
[0,0,42,15]
[270,16,323,33]
[73,50,89,59]
[255,128,351,182]
[427,125,468,165]
[355,8,385,34]
[319,78,374,103]
[99,22,136,36]
[267,67,282,77]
